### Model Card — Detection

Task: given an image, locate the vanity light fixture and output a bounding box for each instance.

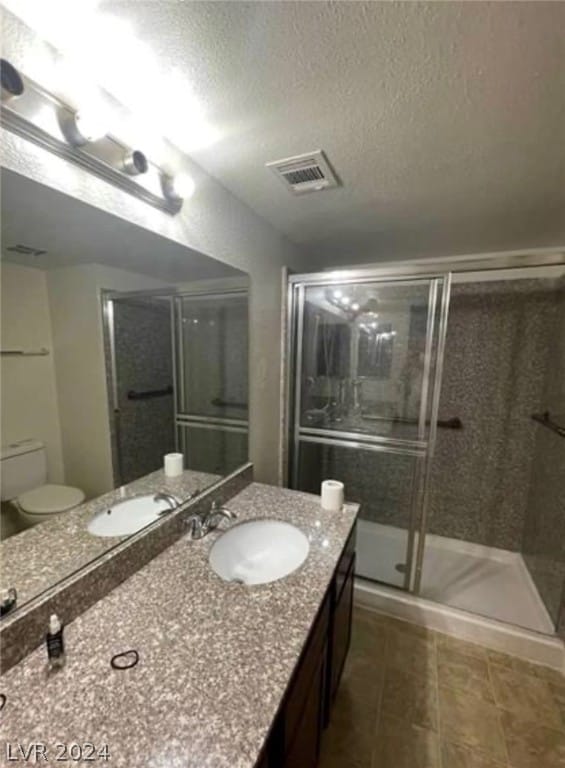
[0,57,187,214]
[161,172,195,202]
[0,59,24,102]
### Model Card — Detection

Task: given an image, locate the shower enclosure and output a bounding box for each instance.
[286,255,565,639]
[173,290,249,476]
[103,288,248,484]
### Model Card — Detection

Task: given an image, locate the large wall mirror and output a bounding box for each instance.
[0,169,249,614]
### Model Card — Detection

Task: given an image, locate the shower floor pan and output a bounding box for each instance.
[355,519,554,633]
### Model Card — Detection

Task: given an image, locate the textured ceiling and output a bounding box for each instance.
[86,3,565,263]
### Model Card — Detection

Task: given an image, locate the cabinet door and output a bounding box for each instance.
[331,556,355,701]
[284,599,329,753]
[284,651,325,768]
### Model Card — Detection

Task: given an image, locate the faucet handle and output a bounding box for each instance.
[185,503,236,540]
[209,500,236,519]
[185,512,204,539]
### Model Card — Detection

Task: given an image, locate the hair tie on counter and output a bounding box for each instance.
[0,694,6,711]
[111,650,139,670]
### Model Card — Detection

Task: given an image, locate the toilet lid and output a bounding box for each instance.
[18,484,85,515]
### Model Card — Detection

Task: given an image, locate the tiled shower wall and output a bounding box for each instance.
[427,278,562,551]
[114,299,175,484]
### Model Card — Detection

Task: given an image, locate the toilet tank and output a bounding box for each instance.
[0,439,47,500]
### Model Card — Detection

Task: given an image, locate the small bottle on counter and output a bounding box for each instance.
[46,613,65,670]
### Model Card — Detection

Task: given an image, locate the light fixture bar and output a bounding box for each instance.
[0,59,188,215]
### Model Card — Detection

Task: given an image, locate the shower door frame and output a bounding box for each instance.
[284,250,565,597]
[102,288,177,487]
[285,269,452,593]
[102,287,250,484]
[172,288,249,470]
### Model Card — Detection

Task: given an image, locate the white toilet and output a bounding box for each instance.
[1,439,85,528]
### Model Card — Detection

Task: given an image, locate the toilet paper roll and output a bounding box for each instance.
[164,453,184,477]
[321,480,344,512]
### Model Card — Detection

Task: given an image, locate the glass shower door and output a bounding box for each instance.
[174,291,249,476]
[290,275,449,589]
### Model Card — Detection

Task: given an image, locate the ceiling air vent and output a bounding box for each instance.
[6,243,47,257]
[266,150,339,195]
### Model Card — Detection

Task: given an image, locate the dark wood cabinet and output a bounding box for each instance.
[264,524,356,768]
[284,650,325,768]
[330,554,354,703]
[256,753,270,768]
[326,527,355,719]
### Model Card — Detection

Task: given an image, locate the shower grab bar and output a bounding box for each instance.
[211,398,248,409]
[531,412,565,438]
[127,385,173,400]
[1,347,49,356]
[361,414,463,430]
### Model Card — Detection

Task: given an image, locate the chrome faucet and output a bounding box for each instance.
[186,500,237,540]
[154,491,182,515]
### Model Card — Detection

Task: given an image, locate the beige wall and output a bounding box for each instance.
[0,259,171,501]
[0,262,64,482]
[47,263,167,498]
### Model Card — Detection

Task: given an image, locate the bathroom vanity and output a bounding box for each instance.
[260,518,356,768]
[0,482,357,768]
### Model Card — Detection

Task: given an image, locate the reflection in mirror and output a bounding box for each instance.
[300,281,432,440]
[0,169,249,614]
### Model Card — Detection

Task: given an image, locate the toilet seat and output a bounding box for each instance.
[18,484,85,516]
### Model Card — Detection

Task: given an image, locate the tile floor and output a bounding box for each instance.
[319,606,565,768]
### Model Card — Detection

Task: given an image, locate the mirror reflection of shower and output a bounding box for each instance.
[302,283,422,434]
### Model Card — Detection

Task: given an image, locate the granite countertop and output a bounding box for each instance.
[1,469,220,610]
[0,483,358,768]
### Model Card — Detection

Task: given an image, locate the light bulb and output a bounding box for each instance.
[341,296,350,306]
[74,109,107,142]
[351,302,360,311]
[64,108,108,146]
[172,172,195,198]
[333,290,342,299]
[162,172,195,201]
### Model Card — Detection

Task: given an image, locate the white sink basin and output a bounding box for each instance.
[209,519,310,585]
[87,494,174,537]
